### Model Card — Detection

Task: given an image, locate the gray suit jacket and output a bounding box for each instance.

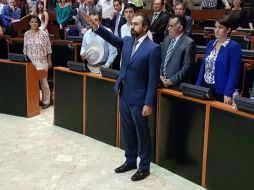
[161,34,196,86]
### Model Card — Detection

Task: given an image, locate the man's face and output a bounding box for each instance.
[80,0,85,3]
[9,0,16,7]
[174,4,184,16]
[153,0,163,12]
[130,15,146,39]
[90,14,100,25]
[124,8,135,23]
[168,18,182,38]
[113,1,122,12]
[85,0,94,6]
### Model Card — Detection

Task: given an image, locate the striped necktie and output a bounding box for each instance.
[163,38,175,76]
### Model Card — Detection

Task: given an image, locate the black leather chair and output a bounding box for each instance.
[241,62,254,97]
[8,38,24,54]
[200,19,216,29]
[0,35,9,59]
[230,35,251,49]
[49,40,75,87]
[190,33,209,46]
[64,25,80,40]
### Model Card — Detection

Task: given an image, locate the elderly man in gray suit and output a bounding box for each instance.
[160,15,196,89]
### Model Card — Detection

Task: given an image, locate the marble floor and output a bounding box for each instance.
[0,107,206,190]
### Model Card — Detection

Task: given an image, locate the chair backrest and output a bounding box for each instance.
[65,25,80,39]
[0,35,9,59]
[230,35,251,49]
[200,19,216,29]
[190,33,209,46]
[73,43,83,63]
[8,38,24,54]
[48,23,60,40]
[51,40,75,68]
[241,62,254,97]
[48,40,76,87]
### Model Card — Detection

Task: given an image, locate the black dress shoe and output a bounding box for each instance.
[42,103,50,109]
[115,163,137,173]
[131,170,150,181]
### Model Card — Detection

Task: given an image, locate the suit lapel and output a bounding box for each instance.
[130,37,149,63]
[167,34,185,62]
[151,11,163,26]
[126,38,135,63]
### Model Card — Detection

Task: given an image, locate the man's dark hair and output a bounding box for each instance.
[89,10,102,21]
[171,15,187,31]
[124,3,137,12]
[174,2,185,10]
[113,0,122,4]
[153,0,164,6]
[134,13,150,32]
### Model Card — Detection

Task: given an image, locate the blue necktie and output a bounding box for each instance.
[131,40,139,57]
[163,38,175,76]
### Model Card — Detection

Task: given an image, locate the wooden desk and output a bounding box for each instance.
[10,15,30,37]
[54,67,119,146]
[205,101,254,190]
[0,59,40,117]
[156,89,208,184]
[54,67,157,159]
[191,9,227,22]
[156,88,254,189]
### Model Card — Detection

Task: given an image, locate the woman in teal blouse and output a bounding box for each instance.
[55,0,72,39]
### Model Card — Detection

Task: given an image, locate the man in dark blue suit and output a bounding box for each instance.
[110,0,126,37]
[82,11,161,181]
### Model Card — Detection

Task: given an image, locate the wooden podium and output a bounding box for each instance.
[0,59,41,117]
[10,15,30,37]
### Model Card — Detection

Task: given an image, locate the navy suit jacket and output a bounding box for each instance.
[149,11,170,44]
[1,4,21,28]
[196,39,242,97]
[95,26,161,106]
[110,13,126,38]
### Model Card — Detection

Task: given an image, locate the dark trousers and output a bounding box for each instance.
[119,95,152,172]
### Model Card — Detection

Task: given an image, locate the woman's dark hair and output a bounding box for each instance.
[216,15,232,29]
[29,15,41,27]
[216,15,233,35]
[36,1,45,22]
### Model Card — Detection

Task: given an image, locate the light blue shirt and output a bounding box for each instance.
[80,28,117,67]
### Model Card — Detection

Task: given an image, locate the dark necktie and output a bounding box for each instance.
[151,13,158,24]
[114,13,120,36]
[131,40,139,57]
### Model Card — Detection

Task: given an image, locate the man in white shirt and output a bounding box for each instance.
[96,0,114,27]
[80,11,117,72]
[121,3,153,39]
